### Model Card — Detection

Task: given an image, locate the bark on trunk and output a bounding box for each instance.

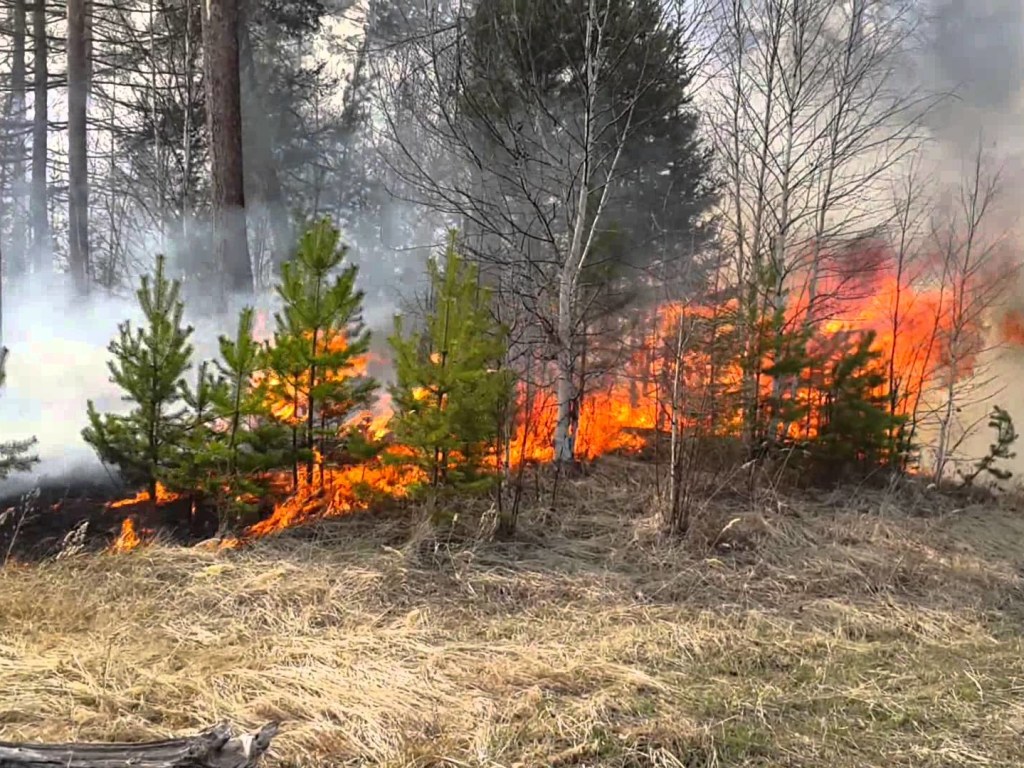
[67,0,90,293]
[0,722,278,768]
[552,268,578,465]
[30,0,48,274]
[202,0,253,298]
[238,3,290,275]
[10,0,27,277]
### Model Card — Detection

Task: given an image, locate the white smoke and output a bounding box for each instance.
[0,211,428,494]
[0,274,139,482]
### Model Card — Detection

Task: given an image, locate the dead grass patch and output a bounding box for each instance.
[1,460,1023,767]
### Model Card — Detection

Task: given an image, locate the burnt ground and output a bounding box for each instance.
[0,473,217,562]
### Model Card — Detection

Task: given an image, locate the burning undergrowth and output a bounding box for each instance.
[4,227,1024,560]
[0,473,197,563]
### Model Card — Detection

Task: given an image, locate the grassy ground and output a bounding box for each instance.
[2,460,1024,767]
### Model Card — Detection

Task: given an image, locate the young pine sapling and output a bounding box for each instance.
[387,230,513,513]
[83,254,194,500]
[266,218,377,488]
[961,405,1018,490]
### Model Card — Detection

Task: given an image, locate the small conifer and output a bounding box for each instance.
[83,254,194,500]
[962,405,1018,488]
[266,218,377,487]
[387,230,513,502]
[813,330,905,477]
[163,360,221,510]
[0,348,39,479]
[164,309,291,527]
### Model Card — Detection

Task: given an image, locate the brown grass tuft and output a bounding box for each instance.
[2,460,1023,766]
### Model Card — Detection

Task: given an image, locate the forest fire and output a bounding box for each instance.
[103,239,1014,554]
[105,341,404,551]
[505,241,1011,463]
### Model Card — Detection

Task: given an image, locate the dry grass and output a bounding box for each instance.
[2,459,1024,767]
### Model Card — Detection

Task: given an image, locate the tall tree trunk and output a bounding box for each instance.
[10,0,27,278]
[182,0,195,244]
[30,0,48,275]
[67,0,90,293]
[202,0,253,297]
[552,266,579,465]
[238,1,290,278]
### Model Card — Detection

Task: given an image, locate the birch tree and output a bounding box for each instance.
[376,0,715,464]
[706,0,932,445]
[928,140,1011,483]
[880,153,939,466]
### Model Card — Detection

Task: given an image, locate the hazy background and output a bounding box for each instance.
[3,0,1024,486]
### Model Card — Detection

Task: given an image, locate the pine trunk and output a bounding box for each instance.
[202,0,253,297]
[238,3,290,274]
[10,0,27,277]
[306,343,317,487]
[30,0,48,274]
[67,0,90,293]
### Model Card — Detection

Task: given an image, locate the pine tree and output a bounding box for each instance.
[265,333,308,489]
[0,348,39,479]
[387,230,513,504]
[961,405,1018,489]
[759,304,814,445]
[83,255,195,500]
[267,218,377,488]
[813,330,905,479]
[163,361,221,512]
[164,311,291,530]
[202,308,290,525]
[214,308,288,476]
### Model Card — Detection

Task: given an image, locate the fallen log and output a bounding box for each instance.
[0,722,279,768]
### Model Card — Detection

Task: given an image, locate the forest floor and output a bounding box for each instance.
[2,458,1024,767]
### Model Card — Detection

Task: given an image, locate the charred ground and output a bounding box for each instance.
[0,471,219,561]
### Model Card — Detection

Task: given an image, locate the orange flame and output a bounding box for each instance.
[107,483,177,552]
[110,517,141,553]
[256,332,375,424]
[506,240,989,459]
[1000,309,1024,346]
[245,447,424,536]
[108,482,179,509]
[108,242,999,544]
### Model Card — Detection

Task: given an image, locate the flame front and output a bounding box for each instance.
[246,447,424,536]
[507,243,1004,461]
[107,240,1013,548]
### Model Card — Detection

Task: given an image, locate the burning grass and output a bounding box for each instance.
[2,461,1024,767]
